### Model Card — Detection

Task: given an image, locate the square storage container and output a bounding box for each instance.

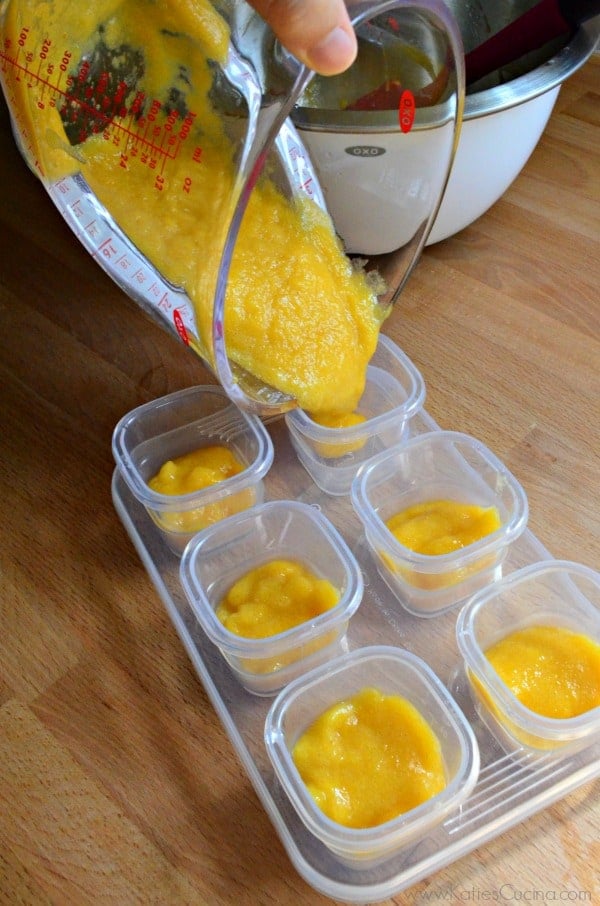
[285,336,425,496]
[179,500,363,695]
[264,645,479,867]
[456,560,600,754]
[351,430,528,616]
[112,385,273,555]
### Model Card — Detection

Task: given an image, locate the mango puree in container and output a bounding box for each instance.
[1,0,387,415]
[384,499,502,590]
[292,686,447,828]
[147,443,256,532]
[475,625,600,750]
[216,559,341,674]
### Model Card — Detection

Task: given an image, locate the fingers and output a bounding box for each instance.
[250,0,358,75]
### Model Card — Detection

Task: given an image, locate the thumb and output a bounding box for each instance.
[250,0,358,75]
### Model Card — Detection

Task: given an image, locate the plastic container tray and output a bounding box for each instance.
[112,406,600,903]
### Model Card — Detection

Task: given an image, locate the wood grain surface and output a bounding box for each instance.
[1,56,599,906]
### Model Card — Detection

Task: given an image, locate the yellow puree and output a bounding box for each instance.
[293,687,446,828]
[384,499,502,590]
[310,411,366,431]
[148,444,254,533]
[386,500,502,556]
[217,559,341,674]
[148,444,245,495]
[484,625,600,720]
[216,559,340,638]
[309,410,367,458]
[3,0,386,414]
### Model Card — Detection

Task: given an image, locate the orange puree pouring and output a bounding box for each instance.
[484,625,600,719]
[308,410,368,458]
[292,687,446,828]
[2,0,386,415]
[309,412,367,431]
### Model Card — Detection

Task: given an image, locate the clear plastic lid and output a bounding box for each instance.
[0,0,463,414]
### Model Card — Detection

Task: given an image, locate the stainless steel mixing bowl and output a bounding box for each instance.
[292,4,600,249]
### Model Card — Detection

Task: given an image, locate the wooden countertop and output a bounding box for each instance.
[1,57,598,905]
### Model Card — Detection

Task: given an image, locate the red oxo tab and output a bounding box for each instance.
[173,308,189,345]
[398,90,415,133]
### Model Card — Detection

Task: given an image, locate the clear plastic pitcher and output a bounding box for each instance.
[0,0,464,415]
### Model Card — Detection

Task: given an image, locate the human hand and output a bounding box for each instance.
[248,0,358,75]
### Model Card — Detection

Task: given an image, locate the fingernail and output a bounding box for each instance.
[306,26,357,76]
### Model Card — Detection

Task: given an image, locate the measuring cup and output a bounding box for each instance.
[0,0,464,415]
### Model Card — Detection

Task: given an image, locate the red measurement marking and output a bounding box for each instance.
[84,219,100,240]
[157,292,171,312]
[115,253,131,271]
[398,89,415,134]
[97,237,118,259]
[0,48,186,164]
[129,91,145,116]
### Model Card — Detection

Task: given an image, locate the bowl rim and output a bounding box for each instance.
[463,17,600,120]
[292,18,600,130]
